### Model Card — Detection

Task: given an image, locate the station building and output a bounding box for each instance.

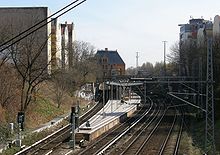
[95,48,125,79]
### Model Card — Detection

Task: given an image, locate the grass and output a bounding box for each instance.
[180,113,220,155]
[35,97,64,117]
[179,131,203,155]
[25,97,65,129]
[22,130,50,146]
[215,119,220,153]
[0,130,51,155]
[0,147,20,155]
[0,81,90,155]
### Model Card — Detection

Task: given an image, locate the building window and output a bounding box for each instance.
[102,58,107,63]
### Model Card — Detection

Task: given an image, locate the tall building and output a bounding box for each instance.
[179,18,213,47]
[61,22,75,70]
[51,18,62,70]
[179,18,208,42]
[0,7,51,72]
[178,17,213,76]
[0,7,75,73]
[213,15,220,37]
[51,20,75,71]
[95,48,125,79]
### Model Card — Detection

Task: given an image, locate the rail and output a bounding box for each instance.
[15,101,102,155]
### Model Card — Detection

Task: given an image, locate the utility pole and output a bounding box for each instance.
[205,38,216,154]
[136,52,139,68]
[162,41,167,76]
[102,81,105,117]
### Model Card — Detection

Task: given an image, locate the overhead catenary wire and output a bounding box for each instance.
[0,0,86,52]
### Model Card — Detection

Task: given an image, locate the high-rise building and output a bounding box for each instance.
[61,22,75,70]
[178,18,213,76]
[51,18,62,70]
[0,7,51,72]
[213,15,220,37]
[179,18,209,42]
[51,20,75,71]
[0,7,75,73]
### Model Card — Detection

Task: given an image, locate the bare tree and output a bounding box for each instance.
[68,41,101,85]
[0,64,19,108]
[139,62,154,76]
[212,36,220,95]
[153,62,164,76]
[167,42,180,75]
[0,26,13,68]
[2,14,52,113]
[126,67,136,75]
[50,70,68,108]
[10,36,50,112]
[167,42,180,64]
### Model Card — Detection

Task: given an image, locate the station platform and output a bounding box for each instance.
[75,99,140,142]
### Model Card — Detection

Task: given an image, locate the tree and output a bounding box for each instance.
[68,41,101,85]
[153,62,164,76]
[3,16,51,113]
[126,67,136,75]
[167,42,180,76]
[0,64,18,108]
[11,37,49,112]
[0,27,11,68]
[50,70,68,108]
[139,62,154,76]
[212,36,220,97]
[168,39,207,77]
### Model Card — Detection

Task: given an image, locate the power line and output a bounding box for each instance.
[0,0,86,52]
[0,0,80,48]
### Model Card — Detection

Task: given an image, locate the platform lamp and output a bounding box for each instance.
[110,81,113,113]
[102,81,105,117]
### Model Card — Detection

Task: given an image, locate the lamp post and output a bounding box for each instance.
[162,41,167,76]
[102,81,105,117]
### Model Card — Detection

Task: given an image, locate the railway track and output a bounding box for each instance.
[87,99,184,155]
[158,110,184,155]
[76,98,156,155]
[15,97,184,155]
[135,109,177,155]
[115,107,184,155]
[15,102,103,155]
[106,100,166,155]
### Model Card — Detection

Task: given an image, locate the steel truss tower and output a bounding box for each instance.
[205,38,216,154]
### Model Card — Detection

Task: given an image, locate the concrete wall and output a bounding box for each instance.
[51,18,62,70]
[0,7,51,73]
[61,22,75,70]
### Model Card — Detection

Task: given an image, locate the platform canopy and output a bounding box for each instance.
[106,81,143,87]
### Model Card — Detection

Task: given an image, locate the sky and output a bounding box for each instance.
[1,0,220,68]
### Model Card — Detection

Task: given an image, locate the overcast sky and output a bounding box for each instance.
[1,0,220,68]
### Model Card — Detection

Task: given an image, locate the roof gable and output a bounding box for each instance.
[96,50,125,65]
